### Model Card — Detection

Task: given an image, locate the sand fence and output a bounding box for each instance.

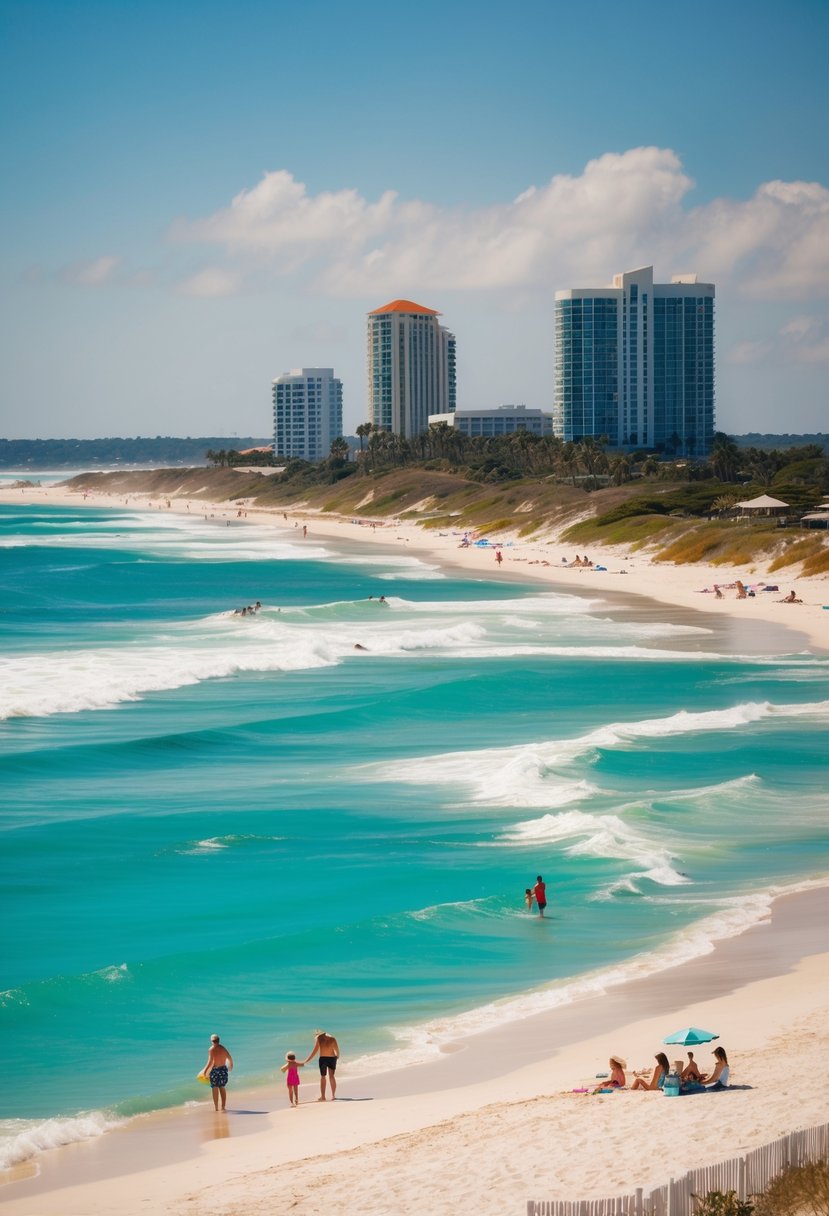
[527,1120,829,1216]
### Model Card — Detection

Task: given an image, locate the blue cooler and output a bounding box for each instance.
[663,1069,681,1097]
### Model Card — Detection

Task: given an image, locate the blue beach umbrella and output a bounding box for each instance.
[663,1027,719,1046]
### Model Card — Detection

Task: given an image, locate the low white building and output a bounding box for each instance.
[428,404,552,438]
[272,368,343,461]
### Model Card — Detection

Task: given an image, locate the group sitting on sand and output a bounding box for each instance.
[587,1047,729,1095]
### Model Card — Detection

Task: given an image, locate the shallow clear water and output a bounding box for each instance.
[1,498,827,1166]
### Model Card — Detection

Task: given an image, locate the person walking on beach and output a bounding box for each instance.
[281,1052,304,1106]
[304,1031,340,1101]
[532,875,547,916]
[199,1034,233,1111]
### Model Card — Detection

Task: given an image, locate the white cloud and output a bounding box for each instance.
[728,339,773,365]
[60,255,121,286]
[171,148,829,303]
[779,315,829,363]
[174,267,243,298]
[727,314,829,366]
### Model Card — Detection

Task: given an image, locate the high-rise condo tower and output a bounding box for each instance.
[367,299,456,437]
[554,266,715,455]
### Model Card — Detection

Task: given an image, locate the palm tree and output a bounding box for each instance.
[709,432,741,482]
[610,453,633,485]
[577,436,607,489]
[356,422,373,454]
[329,437,350,464]
[558,443,580,487]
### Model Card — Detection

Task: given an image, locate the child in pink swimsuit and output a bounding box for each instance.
[281,1052,304,1106]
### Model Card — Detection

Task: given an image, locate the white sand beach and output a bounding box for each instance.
[3,479,828,651]
[2,479,828,1214]
[2,886,828,1215]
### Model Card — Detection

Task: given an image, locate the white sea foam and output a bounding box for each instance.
[494,809,688,887]
[0,510,331,563]
[176,833,285,856]
[0,1111,123,1172]
[345,877,829,1079]
[408,897,491,922]
[337,555,445,579]
[96,963,129,982]
[366,700,829,805]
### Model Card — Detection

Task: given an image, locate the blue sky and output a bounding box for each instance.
[1,0,827,439]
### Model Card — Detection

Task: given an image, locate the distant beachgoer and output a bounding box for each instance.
[736,580,747,599]
[303,525,307,538]
[354,643,368,651]
[714,585,723,599]
[199,1034,233,1111]
[378,595,387,604]
[701,1046,730,1090]
[304,1031,340,1101]
[532,875,547,917]
[281,1052,304,1106]
[780,590,802,603]
[495,549,503,565]
[631,1052,670,1091]
[524,888,534,912]
[593,1055,626,1092]
[681,1051,702,1083]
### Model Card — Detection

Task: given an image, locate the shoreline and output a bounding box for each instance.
[3,883,828,1214]
[3,481,829,1212]
[2,480,827,653]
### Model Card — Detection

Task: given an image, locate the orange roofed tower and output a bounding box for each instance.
[369,299,441,316]
[367,300,456,437]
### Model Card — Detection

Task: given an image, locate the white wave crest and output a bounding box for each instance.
[96,963,129,983]
[0,1110,123,1171]
[495,809,688,887]
[366,700,829,806]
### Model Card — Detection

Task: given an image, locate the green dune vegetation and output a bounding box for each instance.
[63,430,829,574]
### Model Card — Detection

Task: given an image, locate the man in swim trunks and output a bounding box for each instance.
[304,1031,340,1101]
[532,875,547,917]
[199,1033,233,1111]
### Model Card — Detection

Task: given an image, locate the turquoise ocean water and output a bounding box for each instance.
[1,491,828,1168]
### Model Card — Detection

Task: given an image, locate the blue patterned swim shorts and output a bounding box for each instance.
[209,1066,228,1088]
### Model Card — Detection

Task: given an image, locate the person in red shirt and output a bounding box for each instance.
[532,875,547,917]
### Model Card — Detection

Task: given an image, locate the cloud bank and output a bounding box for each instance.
[171,147,829,302]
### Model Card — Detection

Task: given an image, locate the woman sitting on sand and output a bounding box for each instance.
[700,1046,730,1090]
[593,1055,626,1091]
[631,1052,670,1091]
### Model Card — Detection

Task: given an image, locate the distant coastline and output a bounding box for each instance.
[0,437,270,469]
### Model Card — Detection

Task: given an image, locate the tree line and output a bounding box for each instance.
[254,424,828,504]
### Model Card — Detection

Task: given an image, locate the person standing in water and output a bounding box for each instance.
[199,1034,233,1111]
[532,875,547,917]
[304,1031,340,1101]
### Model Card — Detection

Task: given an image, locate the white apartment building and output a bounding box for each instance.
[428,404,553,437]
[368,299,456,438]
[272,368,343,462]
